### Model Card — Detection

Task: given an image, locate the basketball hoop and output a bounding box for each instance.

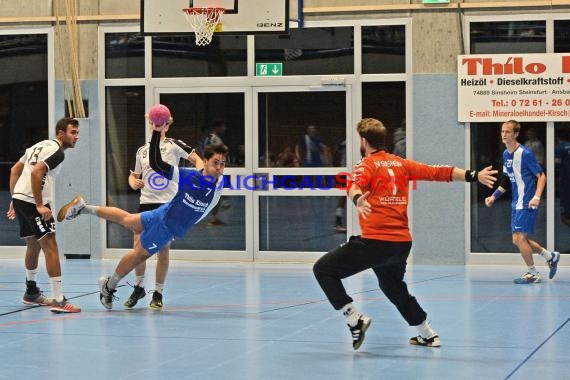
[182,7,225,46]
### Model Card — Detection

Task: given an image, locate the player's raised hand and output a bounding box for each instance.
[477,166,498,188]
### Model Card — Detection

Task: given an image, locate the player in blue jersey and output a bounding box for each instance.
[124,107,202,311]
[485,120,560,284]
[57,122,228,309]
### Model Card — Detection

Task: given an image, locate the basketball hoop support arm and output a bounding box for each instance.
[298,0,304,28]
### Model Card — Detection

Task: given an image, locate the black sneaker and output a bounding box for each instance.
[409,335,441,347]
[149,291,163,310]
[348,315,371,350]
[123,285,146,309]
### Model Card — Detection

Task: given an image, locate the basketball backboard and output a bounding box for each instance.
[141,0,289,35]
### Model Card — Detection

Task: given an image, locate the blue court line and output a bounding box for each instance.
[504,317,570,379]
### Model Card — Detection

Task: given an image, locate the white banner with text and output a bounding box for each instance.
[458,53,570,122]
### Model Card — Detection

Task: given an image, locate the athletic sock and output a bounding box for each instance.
[342,303,360,327]
[26,268,38,283]
[82,205,100,215]
[135,275,145,287]
[107,272,122,290]
[527,266,538,275]
[539,249,553,261]
[50,276,64,302]
[416,320,437,339]
[155,283,164,294]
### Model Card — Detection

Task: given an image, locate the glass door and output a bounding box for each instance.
[253,86,353,262]
[155,87,254,261]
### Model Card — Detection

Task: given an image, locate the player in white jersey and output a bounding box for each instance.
[485,120,560,284]
[7,117,81,313]
[124,113,202,310]
[57,118,227,310]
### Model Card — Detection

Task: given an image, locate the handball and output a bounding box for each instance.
[148,104,171,126]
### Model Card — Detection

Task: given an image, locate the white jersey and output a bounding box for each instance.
[133,138,194,204]
[12,139,65,206]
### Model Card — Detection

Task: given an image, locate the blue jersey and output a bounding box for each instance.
[161,167,223,237]
[502,144,543,210]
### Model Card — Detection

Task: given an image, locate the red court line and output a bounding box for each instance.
[0,314,80,328]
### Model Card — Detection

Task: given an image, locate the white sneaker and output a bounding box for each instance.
[98,276,116,310]
[57,196,86,222]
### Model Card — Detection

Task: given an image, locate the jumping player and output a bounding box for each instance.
[124,105,202,310]
[57,118,227,310]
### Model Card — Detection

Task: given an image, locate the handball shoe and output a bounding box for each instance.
[123,285,145,308]
[50,297,81,313]
[547,251,561,279]
[22,287,53,306]
[57,196,86,222]
[98,276,117,310]
[348,315,371,350]
[149,291,163,310]
[409,335,441,347]
[513,272,541,284]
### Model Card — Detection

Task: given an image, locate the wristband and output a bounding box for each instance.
[492,189,503,199]
[533,196,541,201]
[353,194,362,206]
[465,170,479,182]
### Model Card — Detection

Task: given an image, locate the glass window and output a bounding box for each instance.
[555,123,570,253]
[255,27,354,75]
[152,35,247,77]
[258,91,347,168]
[105,86,146,248]
[259,196,347,251]
[0,33,48,246]
[470,122,547,252]
[362,82,406,157]
[362,25,406,74]
[470,21,546,54]
[554,20,570,52]
[105,33,145,78]
[159,92,245,167]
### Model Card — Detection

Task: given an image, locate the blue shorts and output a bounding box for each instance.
[511,208,538,234]
[140,208,175,255]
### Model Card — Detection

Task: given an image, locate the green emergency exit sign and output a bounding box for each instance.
[256,63,283,76]
[423,0,450,3]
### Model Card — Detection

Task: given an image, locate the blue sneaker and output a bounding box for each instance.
[548,251,561,279]
[513,272,541,284]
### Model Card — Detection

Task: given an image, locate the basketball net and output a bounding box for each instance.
[182,7,224,46]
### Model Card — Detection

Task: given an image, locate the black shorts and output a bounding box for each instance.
[138,203,164,213]
[12,198,56,240]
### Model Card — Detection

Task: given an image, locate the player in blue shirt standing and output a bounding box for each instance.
[485,120,560,284]
[57,117,228,309]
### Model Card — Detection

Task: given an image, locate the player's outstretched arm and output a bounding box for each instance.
[149,128,174,180]
[452,166,498,188]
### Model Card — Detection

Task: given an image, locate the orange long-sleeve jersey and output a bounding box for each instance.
[349,150,454,242]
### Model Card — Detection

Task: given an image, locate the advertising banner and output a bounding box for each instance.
[458,53,570,122]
